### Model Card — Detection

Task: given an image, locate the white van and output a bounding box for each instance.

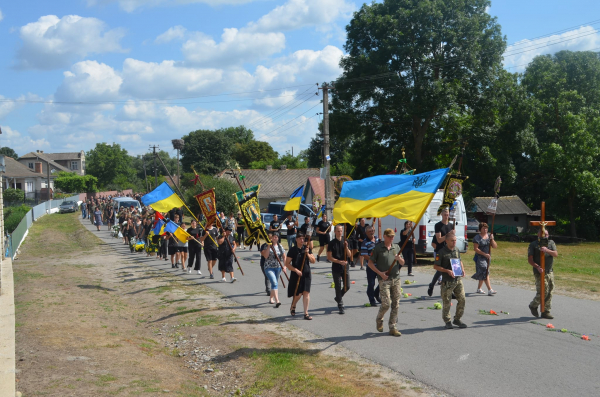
[379,189,468,256]
[112,197,142,222]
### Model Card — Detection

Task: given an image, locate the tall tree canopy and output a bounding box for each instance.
[335,0,506,169]
[520,51,600,237]
[0,146,19,160]
[86,143,133,189]
[181,129,233,175]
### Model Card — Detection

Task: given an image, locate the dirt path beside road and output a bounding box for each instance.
[13,213,430,397]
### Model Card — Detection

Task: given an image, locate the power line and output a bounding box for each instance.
[256,103,321,140]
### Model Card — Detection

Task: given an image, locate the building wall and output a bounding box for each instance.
[482,213,528,232]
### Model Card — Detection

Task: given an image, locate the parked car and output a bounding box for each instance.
[467,218,480,235]
[268,201,316,219]
[59,201,79,213]
[261,213,288,236]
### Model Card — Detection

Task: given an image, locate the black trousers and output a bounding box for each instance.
[188,244,202,270]
[429,271,443,288]
[160,239,168,258]
[332,267,350,306]
[403,247,414,274]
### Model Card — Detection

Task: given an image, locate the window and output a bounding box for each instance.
[71,161,79,170]
[514,216,519,222]
[28,162,34,169]
[25,182,34,193]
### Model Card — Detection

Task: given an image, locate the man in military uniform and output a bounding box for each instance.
[433,232,467,329]
[528,228,558,319]
[367,228,404,337]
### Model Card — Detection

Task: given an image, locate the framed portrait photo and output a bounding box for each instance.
[451,258,463,277]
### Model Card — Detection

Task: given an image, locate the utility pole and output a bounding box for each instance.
[142,155,149,192]
[320,83,333,222]
[149,145,159,187]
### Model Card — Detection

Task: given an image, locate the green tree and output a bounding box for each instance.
[249,151,308,170]
[219,126,255,145]
[0,146,18,160]
[181,129,232,175]
[54,172,98,193]
[521,51,600,237]
[86,143,133,188]
[233,140,278,168]
[336,0,506,168]
[130,151,179,190]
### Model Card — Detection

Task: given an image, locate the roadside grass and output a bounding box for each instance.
[243,349,392,397]
[20,212,100,257]
[419,241,600,298]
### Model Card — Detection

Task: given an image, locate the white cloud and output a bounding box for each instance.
[182,28,285,67]
[16,15,126,70]
[55,61,122,103]
[155,25,187,44]
[120,58,234,98]
[86,0,260,13]
[245,0,354,33]
[0,9,4,22]
[504,26,600,71]
[254,45,344,88]
[0,125,50,155]
[0,96,18,119]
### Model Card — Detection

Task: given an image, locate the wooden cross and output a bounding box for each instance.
[529,202,556,313]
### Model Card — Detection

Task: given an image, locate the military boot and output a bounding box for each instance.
[529,306,539,318]
[452,319,467,328]
[541,312,554,319]
[376,319,384,332]
[389,329,402,337]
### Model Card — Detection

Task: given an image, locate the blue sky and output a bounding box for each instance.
[1,0,599,160]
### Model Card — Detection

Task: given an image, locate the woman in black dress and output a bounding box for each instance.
[285,232,316,320]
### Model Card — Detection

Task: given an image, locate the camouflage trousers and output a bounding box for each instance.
[441,278,466,323]
[530,272,554,313]
[376,278,401,330]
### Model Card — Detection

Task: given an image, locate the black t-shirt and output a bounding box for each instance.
[187,227,203,248]
[218,235,234,259]
[300,222,310,235]
[317,220,331,233]
[345,223,357,239]
[400,228,415,250]
[203,227,219,250]
[356,224,368,241]
[285,219,297,235]
[327,238,346,272]
[434,222,453,252]
[288,245,312,277]
[269,220,281,232]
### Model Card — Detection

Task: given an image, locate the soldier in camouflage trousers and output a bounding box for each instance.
[368,228,404,337]
[434,232,467,329]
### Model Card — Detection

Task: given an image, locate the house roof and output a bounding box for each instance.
[216,167,321,199]
[44,152,83,161]
[471,196,533,215]
[305,176,325,201]
[3,156,46,179]
[18,152,72,173]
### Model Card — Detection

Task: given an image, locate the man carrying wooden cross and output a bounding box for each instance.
[528,202,558,319]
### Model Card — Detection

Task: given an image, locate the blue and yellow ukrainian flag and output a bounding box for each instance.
[284,185,304,211]
[141,182,185,213]
[153,219,165,235]
[163,221,191,243]
[333,168,449,223]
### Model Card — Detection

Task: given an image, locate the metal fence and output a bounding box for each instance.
[5,194,79,259]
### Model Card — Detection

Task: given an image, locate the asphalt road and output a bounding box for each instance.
[83,218,600,397]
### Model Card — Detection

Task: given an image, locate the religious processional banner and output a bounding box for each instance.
[333,168,450,224]
[234,185,260,202]
[438,174,468,215]
[237,190,271,246]
[195,188,218,226]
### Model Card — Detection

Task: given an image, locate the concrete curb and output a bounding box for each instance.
[0,256,15,397]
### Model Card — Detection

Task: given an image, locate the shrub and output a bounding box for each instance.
[4,188,24,203]
[5,204,31,234]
